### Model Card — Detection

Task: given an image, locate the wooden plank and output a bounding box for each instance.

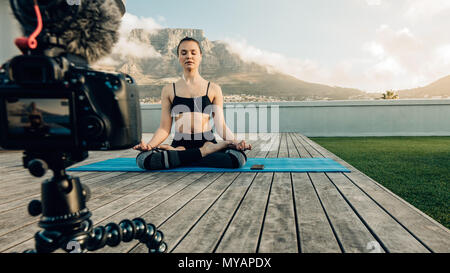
[88,173,189,224]
[3,171,193,253]
[308,172,381,253]
[6,132,432,254]
[288,133,341,253]
[88,172,208,254]
[0,222,37,252]
[326,172,429,253]
[216,172,275,253]
[294,133,429,252]
[245,132,269,158]
[0,174,118,215]
[296,134,322,158]
[145,172,242,253]
[296,133,450,253]
[292,133,382,252]
[0,146,151,252]
[289,132,311,158]
[135,135,269,253]
[0,148,130,199]
[214,134,279,253]
[0,172,152,252]
[171,134,271,253]
[0,171,128,205]
[94,172,224,253]
[257,133,298,252]
[0,172,119,212]
[0,151,22,168]
[2,134,265,252]
[0,172,130,237]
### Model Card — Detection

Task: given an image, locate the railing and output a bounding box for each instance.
[141,99,450,136]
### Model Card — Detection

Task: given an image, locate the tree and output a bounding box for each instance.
[381,90,399,99]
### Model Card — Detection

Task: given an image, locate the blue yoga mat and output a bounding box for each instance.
[68,157,350,173]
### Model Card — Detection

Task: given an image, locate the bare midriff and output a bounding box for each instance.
[173,112,212,134]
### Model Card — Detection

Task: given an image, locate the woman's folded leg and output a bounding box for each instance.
[136,141,247,170]
[189,148,247,169]
[136,148,202,170]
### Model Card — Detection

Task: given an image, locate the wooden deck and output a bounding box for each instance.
[0,133,449,253]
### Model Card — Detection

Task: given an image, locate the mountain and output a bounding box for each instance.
[92,28,377,101]
[397,75,450,99]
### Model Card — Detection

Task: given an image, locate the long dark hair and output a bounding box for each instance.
[176,37,203,56]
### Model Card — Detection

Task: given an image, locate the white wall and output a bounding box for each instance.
[140,99,450,137]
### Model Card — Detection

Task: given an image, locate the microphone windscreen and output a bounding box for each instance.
[16,0,122,63]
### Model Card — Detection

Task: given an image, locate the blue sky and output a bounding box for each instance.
[119,0,450,92]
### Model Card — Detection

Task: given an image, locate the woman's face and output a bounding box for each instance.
[178,41,202,71]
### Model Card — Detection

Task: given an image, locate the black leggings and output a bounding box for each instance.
[136,131,247,170]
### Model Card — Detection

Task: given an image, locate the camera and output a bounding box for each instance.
[0,1,166,253]
[0,54,142,151]
[0,0,140,152]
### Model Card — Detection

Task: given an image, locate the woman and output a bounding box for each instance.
[134,37,251,170]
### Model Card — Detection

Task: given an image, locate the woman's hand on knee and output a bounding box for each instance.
[156,144,187,151]
[228,140,252,151]
[133,141,152,151]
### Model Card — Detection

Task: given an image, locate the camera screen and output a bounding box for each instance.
[6,98,72,138]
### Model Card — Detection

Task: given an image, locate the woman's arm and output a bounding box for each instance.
[133,85,172,151]
[211,84,236,141]
[211,84,251,151]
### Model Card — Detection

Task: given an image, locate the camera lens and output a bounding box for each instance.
[82,115,104,139]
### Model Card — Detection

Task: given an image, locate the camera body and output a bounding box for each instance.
[0,54,142,151]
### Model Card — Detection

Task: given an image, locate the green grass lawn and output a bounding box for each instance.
[309,136,450,229]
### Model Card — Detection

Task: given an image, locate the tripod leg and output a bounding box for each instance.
[87,218,167,253]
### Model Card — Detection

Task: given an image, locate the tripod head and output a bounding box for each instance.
[24,150,91,228]
[23,150,167,253]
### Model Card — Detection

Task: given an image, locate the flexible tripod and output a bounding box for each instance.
[22,150,167,253]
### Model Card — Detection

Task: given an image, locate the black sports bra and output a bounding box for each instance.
[170,82,213,117]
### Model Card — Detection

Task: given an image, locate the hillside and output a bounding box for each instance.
[93,28,449,101]
[397,75,450,99]
[92,28,375,101]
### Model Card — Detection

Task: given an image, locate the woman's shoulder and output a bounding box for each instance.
[162,81,177,90]
[207,81,222,94]
[161,82,178,95]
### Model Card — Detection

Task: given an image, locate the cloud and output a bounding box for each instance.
[223,38,329,84]
[95,13,163,66]
[119,13,163,35]
[404,0,450,21]
[365,0,382,6]
[362,24,450,90]
[435,44,450,65]
[91,11,449,93]
[363,42,384,59]
[371,25,424,72]
[224,24,450,93]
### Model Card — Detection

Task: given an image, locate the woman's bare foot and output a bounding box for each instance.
[157,144,186,151]
[199,141,232,157]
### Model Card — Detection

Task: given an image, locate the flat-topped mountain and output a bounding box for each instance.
[95,28,448,101]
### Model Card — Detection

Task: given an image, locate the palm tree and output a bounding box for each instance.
[381,90,399,99]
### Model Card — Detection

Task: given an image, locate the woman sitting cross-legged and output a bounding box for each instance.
[134,37,251,170]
